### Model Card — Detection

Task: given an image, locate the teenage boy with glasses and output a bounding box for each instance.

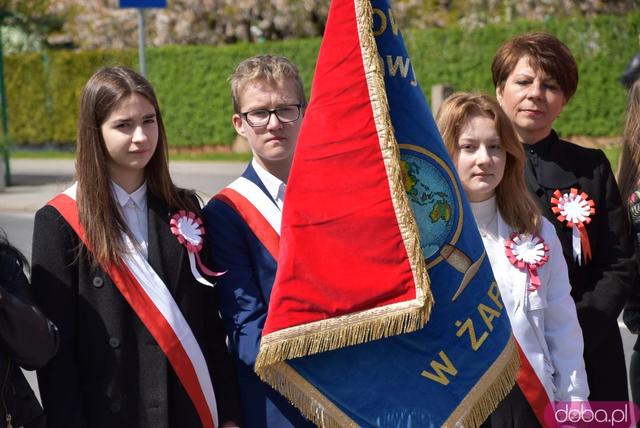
[203,55,312,428]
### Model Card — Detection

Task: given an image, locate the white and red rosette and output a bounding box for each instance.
[170,210,225,287]
[505,232,549,291]
[550,188,595,265]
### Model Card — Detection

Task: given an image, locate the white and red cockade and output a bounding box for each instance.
[550,188,595,265]
[170,210,225,287]
[505,232,549,291]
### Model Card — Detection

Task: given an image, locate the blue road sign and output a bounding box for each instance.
[119,0,167,8]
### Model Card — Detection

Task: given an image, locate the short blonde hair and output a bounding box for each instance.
[230,54,306,113]
[436,92,541,234]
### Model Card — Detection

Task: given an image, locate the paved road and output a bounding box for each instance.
[1,158,245,213]
[0,159,244,253]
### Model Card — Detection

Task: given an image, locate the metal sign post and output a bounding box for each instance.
[137,8,146,76]
[119,0,167,77]
[0,14,11,188]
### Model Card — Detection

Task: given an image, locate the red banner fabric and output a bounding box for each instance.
[262,0,421,337]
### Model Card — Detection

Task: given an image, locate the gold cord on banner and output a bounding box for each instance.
[358,0,434,324]
[260,338,520,428]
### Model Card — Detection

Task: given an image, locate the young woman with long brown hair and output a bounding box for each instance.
[30,66,240,428]
[437,92,588,426]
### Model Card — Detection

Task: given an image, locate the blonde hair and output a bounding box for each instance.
[618,79,640,206]
[436,92,541,234]
[230,54,306,113]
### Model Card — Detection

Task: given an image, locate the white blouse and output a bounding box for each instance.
[471,196,589,403]
[111,181,149,259]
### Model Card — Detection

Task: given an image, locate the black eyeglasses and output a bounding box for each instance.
[241,104,302,127]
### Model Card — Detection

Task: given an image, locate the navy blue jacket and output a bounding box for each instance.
[204,164,313,428]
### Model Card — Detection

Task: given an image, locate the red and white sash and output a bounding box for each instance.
[48,184,219,428]
[515,345,554,427]
[213,177,281,260]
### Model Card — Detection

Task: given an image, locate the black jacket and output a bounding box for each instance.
[31,193,241,428]
[0,245,58,428]
[622,190,640,351]
[524,130,636,400]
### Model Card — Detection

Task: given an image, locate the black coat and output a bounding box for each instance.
[523,130,636,401]
[0,244,58,428]
[31,193,241,428]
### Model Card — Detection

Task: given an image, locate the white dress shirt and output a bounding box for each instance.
[252,159,286,210]
[111,181,149,259]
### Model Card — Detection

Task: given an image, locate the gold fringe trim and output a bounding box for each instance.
[260,337,520,428]
[444,336,521,427]
[255,0,435,372]
[255,298,427,372]
[355,0,433,332]
[259,362,359,428]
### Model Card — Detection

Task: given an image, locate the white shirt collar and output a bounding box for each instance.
[111,181,148,209]
[470,195,498,237]
[252,159,285,205]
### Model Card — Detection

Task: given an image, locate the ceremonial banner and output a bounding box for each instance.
[255,0,519,426]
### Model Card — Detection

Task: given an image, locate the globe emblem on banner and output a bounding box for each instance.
[399,145,463,269]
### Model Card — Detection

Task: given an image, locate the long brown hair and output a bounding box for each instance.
[618,79,640,207]
[436,92,541,234]
[76,66,198,268]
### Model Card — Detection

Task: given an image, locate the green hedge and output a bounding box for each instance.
[4,39,318,147]
[4,12,640,147]
[403,13,640,137]
[5,52,51,143]
[146,41,318,147]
